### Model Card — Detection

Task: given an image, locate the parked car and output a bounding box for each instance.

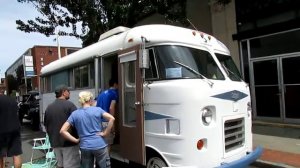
[18,91,40,130]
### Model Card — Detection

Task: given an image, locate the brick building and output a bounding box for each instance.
[5,45,80,95]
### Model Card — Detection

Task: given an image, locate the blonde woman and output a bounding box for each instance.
[60,91,115,168]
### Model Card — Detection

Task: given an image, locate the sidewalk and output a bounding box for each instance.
[252,121,300,168]
[5,123,46,168]
[5,120,300,168]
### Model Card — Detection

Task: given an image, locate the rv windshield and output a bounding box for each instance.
[215,53,242,81]
[154,45,224,80]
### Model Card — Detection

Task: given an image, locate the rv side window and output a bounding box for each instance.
[125,62,135,86]
[145,48,159,80]
[123,61,136,126]
[215,53,242,81]
[74,62,94,89]
[90,62,95,87]
[52,70,70,91]
[45,76,51,93]
[75,65,89,88]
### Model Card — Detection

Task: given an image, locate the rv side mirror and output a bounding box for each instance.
[139,49,149,69]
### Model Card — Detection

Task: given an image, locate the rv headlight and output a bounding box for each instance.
[202,108,213,125]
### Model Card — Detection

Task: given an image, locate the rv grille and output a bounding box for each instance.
[224,118,245,152]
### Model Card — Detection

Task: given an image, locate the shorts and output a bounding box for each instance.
[102,122,115,145]
[53,145,80,168]
[0,130,22,157]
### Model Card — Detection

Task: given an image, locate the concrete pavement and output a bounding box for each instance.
[4,120,300,168]
[5,122,45,168]
[252,121,300,168]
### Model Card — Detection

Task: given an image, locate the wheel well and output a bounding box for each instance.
[146,146,168,165]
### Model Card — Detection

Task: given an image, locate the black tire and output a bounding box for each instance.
[146,156,167,168]
[146,148,167,168]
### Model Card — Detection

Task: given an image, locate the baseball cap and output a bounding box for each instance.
[55,85,71,96]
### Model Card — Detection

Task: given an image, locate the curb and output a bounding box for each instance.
[252,160,296,168]
[257,147,300,168]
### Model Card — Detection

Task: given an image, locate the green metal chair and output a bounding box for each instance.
[30,134,52,163]
[12,134,57,168]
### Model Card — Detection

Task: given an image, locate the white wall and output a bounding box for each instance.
[210,0,240,69]
[136,0,213,34]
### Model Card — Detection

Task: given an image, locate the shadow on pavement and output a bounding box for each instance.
[251,161,289,168]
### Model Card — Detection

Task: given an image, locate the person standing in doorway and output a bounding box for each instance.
[60,91,115,168]
[44,85,80,168]
[96,79,118,151]
[0,95,22,168]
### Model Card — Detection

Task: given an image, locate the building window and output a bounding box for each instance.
[250,30,300,58]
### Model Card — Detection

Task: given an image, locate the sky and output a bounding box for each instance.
[0,1,82,78]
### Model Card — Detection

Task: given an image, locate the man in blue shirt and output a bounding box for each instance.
[96,79,118,151]
[96,79,118,118]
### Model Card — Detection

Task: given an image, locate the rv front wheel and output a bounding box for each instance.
[146,157,167,168]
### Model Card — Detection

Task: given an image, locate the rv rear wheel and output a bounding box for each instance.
[146,156,167,168]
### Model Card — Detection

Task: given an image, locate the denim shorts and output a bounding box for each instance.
[80,147,111,168]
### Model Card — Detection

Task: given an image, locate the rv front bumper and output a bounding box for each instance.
[218,146,263,168]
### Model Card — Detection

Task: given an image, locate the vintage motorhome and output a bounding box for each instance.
[40,24,262,168]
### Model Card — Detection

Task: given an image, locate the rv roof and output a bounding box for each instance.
[99,26,130,41]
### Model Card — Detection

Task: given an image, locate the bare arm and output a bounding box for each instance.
[60,122,79,144]
[109,100,117,117]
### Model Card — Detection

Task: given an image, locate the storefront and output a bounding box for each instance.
[234,0,300,124]
[240,30,300,124]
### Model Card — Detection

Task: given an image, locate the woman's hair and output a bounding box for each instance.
[78,91,94,105]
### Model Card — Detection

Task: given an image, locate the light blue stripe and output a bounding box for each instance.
[211,90,248,102]
[218,146,263,168]
[145,111,173,120]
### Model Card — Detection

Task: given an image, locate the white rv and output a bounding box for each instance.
[40,24,262,168]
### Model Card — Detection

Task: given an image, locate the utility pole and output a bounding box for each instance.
[23,55,28,94]
[56,28,61,59]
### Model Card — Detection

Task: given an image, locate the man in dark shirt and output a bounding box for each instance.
[44,85,80,168]
[0,95,22,168]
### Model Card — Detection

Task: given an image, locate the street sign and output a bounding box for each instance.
[23,55,35,77]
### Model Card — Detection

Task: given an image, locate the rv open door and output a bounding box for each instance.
[118,46,145,165]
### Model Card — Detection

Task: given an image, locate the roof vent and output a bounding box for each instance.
[98,26,130,41]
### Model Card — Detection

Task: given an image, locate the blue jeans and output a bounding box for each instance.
[80,147,111,168]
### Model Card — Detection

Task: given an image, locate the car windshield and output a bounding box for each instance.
[154,45,224,80]
[215,53,242,81]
